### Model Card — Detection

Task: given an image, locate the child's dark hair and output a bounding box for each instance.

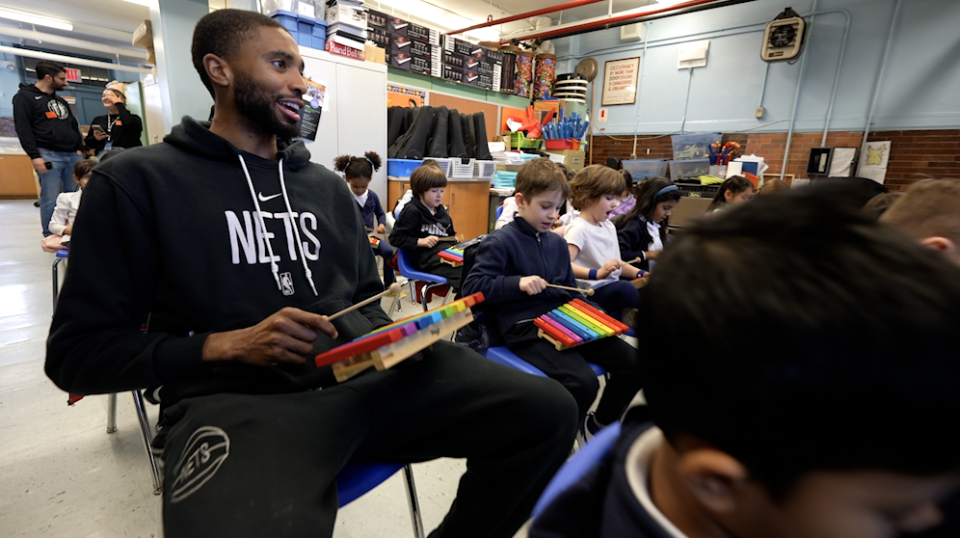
[706,175,754,212]
[73,160,96,179]
[334,152,382,180]
[410,161,447,196]
[644,186,960,499]
[516,158,569,200]
[617,177,682,235]
[568,165,627,211]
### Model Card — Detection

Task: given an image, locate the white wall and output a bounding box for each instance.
[552,0,960,135]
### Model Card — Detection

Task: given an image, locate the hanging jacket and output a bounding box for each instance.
[12,83,83,159]
[45,117,390,404]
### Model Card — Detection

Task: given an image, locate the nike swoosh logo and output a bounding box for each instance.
[35,96,43,99]
[258,192,282,202]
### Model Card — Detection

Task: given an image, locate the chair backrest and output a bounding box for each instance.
[531,421,622,520]
[396,248,416,276]
[495,205,504,219]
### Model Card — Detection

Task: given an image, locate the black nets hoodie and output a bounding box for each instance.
[12,83,83,159]
[46,117,391,404]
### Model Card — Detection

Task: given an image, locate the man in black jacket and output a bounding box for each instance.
[46,9,577,538]
[12,60,83,236]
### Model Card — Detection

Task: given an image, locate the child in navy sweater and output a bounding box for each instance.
[335,152,395,287]
[616,177,681,273]
[389,160,462,291]
[463,158,642,440]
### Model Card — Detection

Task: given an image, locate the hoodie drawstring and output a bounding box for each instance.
[237,154,319,296]
[277,158,318,296]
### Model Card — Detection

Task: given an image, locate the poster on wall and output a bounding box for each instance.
[602,57,640,106]
[388,85,426,108]
[857,141,891,184]
[299,78,327,142]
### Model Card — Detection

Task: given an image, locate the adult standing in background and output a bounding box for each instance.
[12,60,83,237]
[84,87,143,158]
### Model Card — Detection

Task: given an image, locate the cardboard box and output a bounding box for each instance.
[442,49,464,68]
[442,35,476,56]
[389,51,412,70]
[366,9,388,30]
[391,34,412,51]
[364,44,386,65]
[407,23,440,45]
[326,39,364,61]
[409,53,431,75]
[326,4,367,28]
[442,64,464,83]
[545,150,586,173]
[387,16,409,37]
[409,40,431,57]
[132,19,152,48]
[367,27,389,49]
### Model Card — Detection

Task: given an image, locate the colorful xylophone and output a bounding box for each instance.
[533,299,630,351]
[315,292,485,381]
[369,236,381,249]
[437,247,464,266]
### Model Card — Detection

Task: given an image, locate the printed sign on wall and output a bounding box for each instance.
[602,57,640,106]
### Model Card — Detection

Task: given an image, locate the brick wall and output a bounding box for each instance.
[589,129,960,192]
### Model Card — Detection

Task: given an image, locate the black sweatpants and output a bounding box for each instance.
[504,322,643,425]
[420,257,463,292]
[155,341,577,538]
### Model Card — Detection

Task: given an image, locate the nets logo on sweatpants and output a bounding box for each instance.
[170,426,230,503]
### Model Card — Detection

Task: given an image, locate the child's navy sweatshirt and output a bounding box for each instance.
[462,216,577,336]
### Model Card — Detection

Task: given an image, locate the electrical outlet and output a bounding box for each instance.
[755,106,765,119]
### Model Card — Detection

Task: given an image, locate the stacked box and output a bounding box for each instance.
[324,0,366,60]
[407,22,440,46]
[367,27,389,49]
[408,40,432,75]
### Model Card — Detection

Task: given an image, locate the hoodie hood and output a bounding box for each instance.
[19,82,46,94]
[164,116,313,171]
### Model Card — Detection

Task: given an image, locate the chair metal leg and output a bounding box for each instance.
[402,464,425,538]
[51,257,62,308]
[106,393,118,433]
[132,390,163,495]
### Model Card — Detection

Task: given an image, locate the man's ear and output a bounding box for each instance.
[203,53,232,91]
[676,448,750,514]
[920,236,956,254]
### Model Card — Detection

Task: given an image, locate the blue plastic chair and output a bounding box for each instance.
[51,248,68,305]
[391,248,450,313]
[482,345,607,377]
[531,421,622,521]
[495,205,504,220]
[337,462,424,537]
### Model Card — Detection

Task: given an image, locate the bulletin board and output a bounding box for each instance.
[427,92,500,142]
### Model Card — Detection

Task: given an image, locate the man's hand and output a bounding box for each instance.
[32,157,48,175]
[417,236,439,248]
[202,307,338,367]
[597,259,621,280]
[376,223,386,234]
[519,276,548,296]
[76,150,83,156]
[93,130,108,141]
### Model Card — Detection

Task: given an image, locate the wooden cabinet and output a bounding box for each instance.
[0,154,38,199]
[388,178,491,240]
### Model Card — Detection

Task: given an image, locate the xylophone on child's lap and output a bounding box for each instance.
[315,292,485,381]
[437,247,464,266]
[533,299,630,351]
[369,236,381,249]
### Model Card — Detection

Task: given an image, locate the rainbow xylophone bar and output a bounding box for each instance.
[533,299,630,350]
[315,292,485,368]
[369,236,381,248]
[437,247,464,266]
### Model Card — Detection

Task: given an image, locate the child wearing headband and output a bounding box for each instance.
[617,178,682,272]
[334,152,395,288]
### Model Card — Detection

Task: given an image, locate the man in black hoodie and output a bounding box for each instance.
[12,60,83,236]
[46,9,577,538]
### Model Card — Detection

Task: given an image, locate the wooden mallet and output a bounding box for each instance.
[546,283,595,296]
[327,283,401,321]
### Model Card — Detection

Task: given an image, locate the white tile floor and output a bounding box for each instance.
[0,199,495,538]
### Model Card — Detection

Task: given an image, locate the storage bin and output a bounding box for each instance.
[671,133,722,160]
[430,158,454,177]
[492,171,517,189]
[544,138,580,151]
[387,158,423,178]
[508,131,541,150]
[622,159,668,182]
[474,160,497,180]
[669,159,711,181]
[269,11,327,50]
[450,158,476,179]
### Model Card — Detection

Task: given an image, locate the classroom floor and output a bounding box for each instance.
[0,199,509,538]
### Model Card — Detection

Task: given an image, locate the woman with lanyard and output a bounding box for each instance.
[85,87,143,158]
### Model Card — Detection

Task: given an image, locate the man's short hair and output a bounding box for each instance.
[880,179,960,244]
[643,187,960,498]
[568,165,627,211]
[191,9,286,97]
[35,60,65,82]
[516,158,569,200]
[410,161,447,196]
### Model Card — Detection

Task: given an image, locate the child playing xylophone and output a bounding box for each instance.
[463,158,643,443]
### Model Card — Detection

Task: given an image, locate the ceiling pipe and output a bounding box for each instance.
[445,0,607,36]
[0,45,153,74]
[0,27,147,60]
[501,0,757,44]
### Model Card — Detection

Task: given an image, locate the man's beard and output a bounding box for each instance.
[234,72,301,140]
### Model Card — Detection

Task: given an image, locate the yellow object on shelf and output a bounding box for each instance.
[699,175,724,185]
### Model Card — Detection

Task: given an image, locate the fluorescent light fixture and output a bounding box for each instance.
[0,8,73,31]
[374,0,500,42]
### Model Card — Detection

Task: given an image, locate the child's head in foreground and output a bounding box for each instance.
[514,158,569,233]
[880,179,960,267]
[410,160,447,210]
[334,152,382,197]
[568,164,628,222]
[642,187,960,538]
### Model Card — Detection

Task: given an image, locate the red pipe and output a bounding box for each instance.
[499,0,737,44]
[445,0,607,36]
